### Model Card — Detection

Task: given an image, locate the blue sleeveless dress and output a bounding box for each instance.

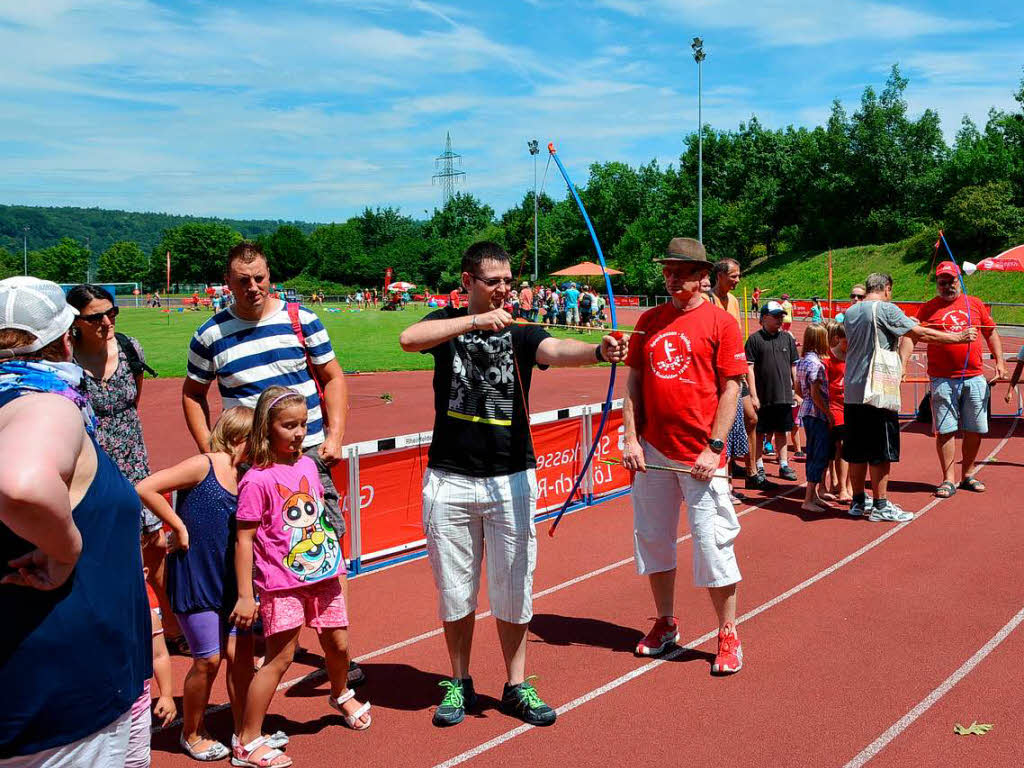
[0,391,151,758]
[166,456,239,616]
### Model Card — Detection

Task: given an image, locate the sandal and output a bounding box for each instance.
[180,735,231,762]
[934,481,957,499]
[232,736,292,767]
[233,732,288,751]
[959,476,986,493]
[329,689,372,731]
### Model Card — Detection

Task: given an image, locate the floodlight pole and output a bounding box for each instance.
[692,37,706,244]
[528,139,540,282]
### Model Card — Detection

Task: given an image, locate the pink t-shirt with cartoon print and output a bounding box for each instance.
[236,456,343,592]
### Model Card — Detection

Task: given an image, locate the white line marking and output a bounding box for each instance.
[430,419,1017,768]
[153,483,802,732]
[844,605,1024,768]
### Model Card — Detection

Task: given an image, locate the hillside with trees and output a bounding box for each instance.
[1,66,1022,295]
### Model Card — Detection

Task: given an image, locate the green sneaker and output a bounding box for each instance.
[500,678,556,726]
[432,677,477,727]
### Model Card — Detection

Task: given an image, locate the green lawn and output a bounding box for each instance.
[115,304,609,377]
[745,238,1024,323]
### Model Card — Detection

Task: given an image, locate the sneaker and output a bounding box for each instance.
[348,661,366,688]
[712,624,743,675]
[779,465,798,481]
[500,678,556,726]
[745,473,776,491]
[635,616,679,656]
[868,501,913,523]
[432,677,477,727]
[793,450,807,459]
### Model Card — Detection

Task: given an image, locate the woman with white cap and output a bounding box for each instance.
[0,276,151,767]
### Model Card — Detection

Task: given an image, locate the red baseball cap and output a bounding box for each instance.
[936,261,961,278]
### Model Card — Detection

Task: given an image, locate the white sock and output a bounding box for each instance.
[756,459,764,471]
[780,461,790,469]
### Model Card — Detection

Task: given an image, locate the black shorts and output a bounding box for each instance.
[843,404,900,465]
[756,403,794,434]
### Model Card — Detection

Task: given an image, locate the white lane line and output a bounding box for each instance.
[153,483,802,732]
[430,419,1018,768]
[844,605,1024,768]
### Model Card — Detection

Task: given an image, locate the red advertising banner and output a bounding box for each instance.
[787,299,992,320]
[612,295,641,307]
[532,418,586,510]
[590,410,632,497]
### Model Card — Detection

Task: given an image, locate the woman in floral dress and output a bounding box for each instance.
[67,283,185,647]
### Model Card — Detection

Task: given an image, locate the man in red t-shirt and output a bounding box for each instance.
[901,261,1005,497]
[449,287,461,309]
[622,237,747,675]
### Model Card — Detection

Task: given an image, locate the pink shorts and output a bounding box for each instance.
[259,578,348,636]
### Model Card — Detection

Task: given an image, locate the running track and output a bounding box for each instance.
[144,323,1024,767]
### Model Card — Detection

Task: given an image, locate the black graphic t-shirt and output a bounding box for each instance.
[421,306,550,477]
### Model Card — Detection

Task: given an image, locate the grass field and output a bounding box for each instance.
[115,304,614,378]
[745,238,1024,323]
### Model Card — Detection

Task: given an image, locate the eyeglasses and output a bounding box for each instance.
[78,306,119,323]
[472,275,514,288]
[850,294,864,301]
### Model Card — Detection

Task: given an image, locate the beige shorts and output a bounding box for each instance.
[422,468,537,624]
[631,441,742,588]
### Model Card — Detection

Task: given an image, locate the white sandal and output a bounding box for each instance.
[231,735,292,767]
[180,735,231,762]
[328,689,372,731]
[232,732,289,751]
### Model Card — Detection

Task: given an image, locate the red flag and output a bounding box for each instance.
[384,267,393,292]
[166,250,171,293]
[827,249,833,318]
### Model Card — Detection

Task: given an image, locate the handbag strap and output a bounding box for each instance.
[286,302,328,427]
[870,300,884,354]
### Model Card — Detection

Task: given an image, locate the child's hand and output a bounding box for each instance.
[1006,388,1015,404]
[153,695,177,727]
[167,524,189,553]
[230,596,258,631]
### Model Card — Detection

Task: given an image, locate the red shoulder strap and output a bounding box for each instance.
[287,301,305,344]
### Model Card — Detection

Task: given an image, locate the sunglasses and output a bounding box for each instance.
[78,306,119,323]
[850,294,864,300]
[472,275,514,288]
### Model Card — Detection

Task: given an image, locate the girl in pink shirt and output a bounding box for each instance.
[231,387,370,768]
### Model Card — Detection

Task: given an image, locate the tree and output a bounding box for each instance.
[149,223,243,287]
[308,222,364,283]
[98,240,147,284]
[0,246,19,279]
[261,225,312,281]
[943,182,1024,257]
[30,237,89,284]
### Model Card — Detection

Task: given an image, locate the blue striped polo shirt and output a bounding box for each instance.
[187,300,335,448]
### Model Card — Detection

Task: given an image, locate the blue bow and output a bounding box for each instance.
[546,143,619,537]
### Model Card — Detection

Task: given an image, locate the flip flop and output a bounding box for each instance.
[934,481,957,499]
[959,476,986,493]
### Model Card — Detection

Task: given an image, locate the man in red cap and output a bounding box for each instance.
[902,261,1005,498]
[622,236,747,674]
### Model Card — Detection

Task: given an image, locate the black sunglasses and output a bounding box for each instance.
[79,306,119,323]
[850,294,864,300]
[472,275,514,288]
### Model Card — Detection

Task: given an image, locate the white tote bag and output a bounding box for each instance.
[863,301,902,412]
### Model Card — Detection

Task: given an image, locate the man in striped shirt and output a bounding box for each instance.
[182,242,364,683]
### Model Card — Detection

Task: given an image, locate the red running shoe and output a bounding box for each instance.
[712,623,743,675]
[635,617,679,657]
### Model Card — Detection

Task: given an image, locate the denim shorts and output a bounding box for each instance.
[930,375,989,435]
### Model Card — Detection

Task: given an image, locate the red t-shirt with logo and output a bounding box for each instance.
[823,355,845,426]
[626,300,747,467]
[914,295,993,379]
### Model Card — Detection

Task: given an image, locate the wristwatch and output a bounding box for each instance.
[707,438,725,453]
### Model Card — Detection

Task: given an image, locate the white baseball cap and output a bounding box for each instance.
[761,300,785,316]
[0,276,78,353]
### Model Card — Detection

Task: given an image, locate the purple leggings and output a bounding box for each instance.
[176,610,243,659]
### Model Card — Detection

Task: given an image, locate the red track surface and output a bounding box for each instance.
[143,322,1024,767]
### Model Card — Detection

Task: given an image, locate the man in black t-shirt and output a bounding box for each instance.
[399,242,627,730]
[745,301,800,482]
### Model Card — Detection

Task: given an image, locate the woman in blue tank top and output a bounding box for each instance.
[0,277,150,766]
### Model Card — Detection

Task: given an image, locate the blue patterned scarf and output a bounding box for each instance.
[0,360,97,435]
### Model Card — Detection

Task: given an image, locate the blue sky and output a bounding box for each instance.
[1,0,1021,222]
